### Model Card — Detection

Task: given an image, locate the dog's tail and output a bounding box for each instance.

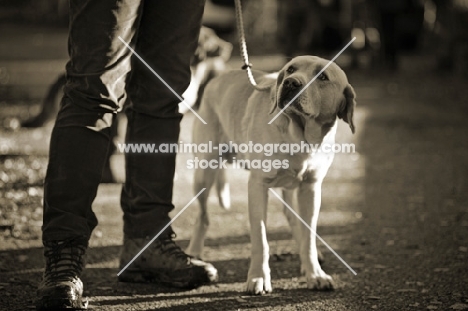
[21,74,66,128]
[216,169,231,210]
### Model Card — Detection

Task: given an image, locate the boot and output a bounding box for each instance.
[36,238,88,310]
[119,233,218,289]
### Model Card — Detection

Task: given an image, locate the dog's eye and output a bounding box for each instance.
[286,66,295,74]
[318,73,328,81]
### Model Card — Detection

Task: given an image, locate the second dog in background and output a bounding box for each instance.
[21,26,232,126]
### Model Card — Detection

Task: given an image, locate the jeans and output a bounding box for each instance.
[42,0,206,241]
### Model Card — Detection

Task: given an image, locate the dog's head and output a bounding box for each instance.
[270,56,356,144]
[192,26,233,66]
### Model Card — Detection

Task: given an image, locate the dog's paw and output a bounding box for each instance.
[246,277,272,295]
[305,270,335,290]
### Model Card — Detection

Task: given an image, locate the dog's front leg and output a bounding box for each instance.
[282,189,301,250]
[246,176,272,295]
[298,182,334,290]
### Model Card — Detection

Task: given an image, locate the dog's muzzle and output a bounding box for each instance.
[279,77,312,117]
[279,77,303,108]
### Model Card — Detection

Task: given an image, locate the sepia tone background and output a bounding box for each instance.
[0,0,467,310]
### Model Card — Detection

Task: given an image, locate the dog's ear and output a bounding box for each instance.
[338,84,356,134]
[218,41,233,62]
[198,27,232,60]
[269,70,284,114]
[192,27,216,65]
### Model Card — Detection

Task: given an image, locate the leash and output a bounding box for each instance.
[234,0,270,92]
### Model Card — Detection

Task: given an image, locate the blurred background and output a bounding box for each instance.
[0,1,467,310]
[0,0,467,102]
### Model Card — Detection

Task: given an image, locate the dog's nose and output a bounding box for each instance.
[284,78,302,89]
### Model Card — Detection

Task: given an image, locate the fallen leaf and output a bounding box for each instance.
[367,296,381,300]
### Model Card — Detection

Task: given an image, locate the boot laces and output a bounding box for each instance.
[43,238,86,284]
[158,233,190,263]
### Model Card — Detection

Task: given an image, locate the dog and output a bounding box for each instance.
[186,56,356,294]
[21,26,232,127]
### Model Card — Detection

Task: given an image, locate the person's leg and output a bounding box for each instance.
[121,0,204,239]
[38,1,143,309]
[118,0,218,288]
[42,0,142,241]
[121,0,204,237]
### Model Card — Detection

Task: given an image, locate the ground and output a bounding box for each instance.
[0,25,467,310]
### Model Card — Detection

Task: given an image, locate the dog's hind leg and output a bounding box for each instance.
[186,164,218,259]
[216,168,230,209]
[186,99,222,258]
[22,74,66,128]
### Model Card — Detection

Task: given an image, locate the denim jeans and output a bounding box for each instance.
[42,0,206,241]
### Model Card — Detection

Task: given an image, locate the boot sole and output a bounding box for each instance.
[36,297,88,310]
[118,267,218,289]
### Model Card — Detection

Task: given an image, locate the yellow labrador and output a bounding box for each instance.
[186,56,356,294]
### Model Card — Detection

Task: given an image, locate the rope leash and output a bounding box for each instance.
[234,0,270,92]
